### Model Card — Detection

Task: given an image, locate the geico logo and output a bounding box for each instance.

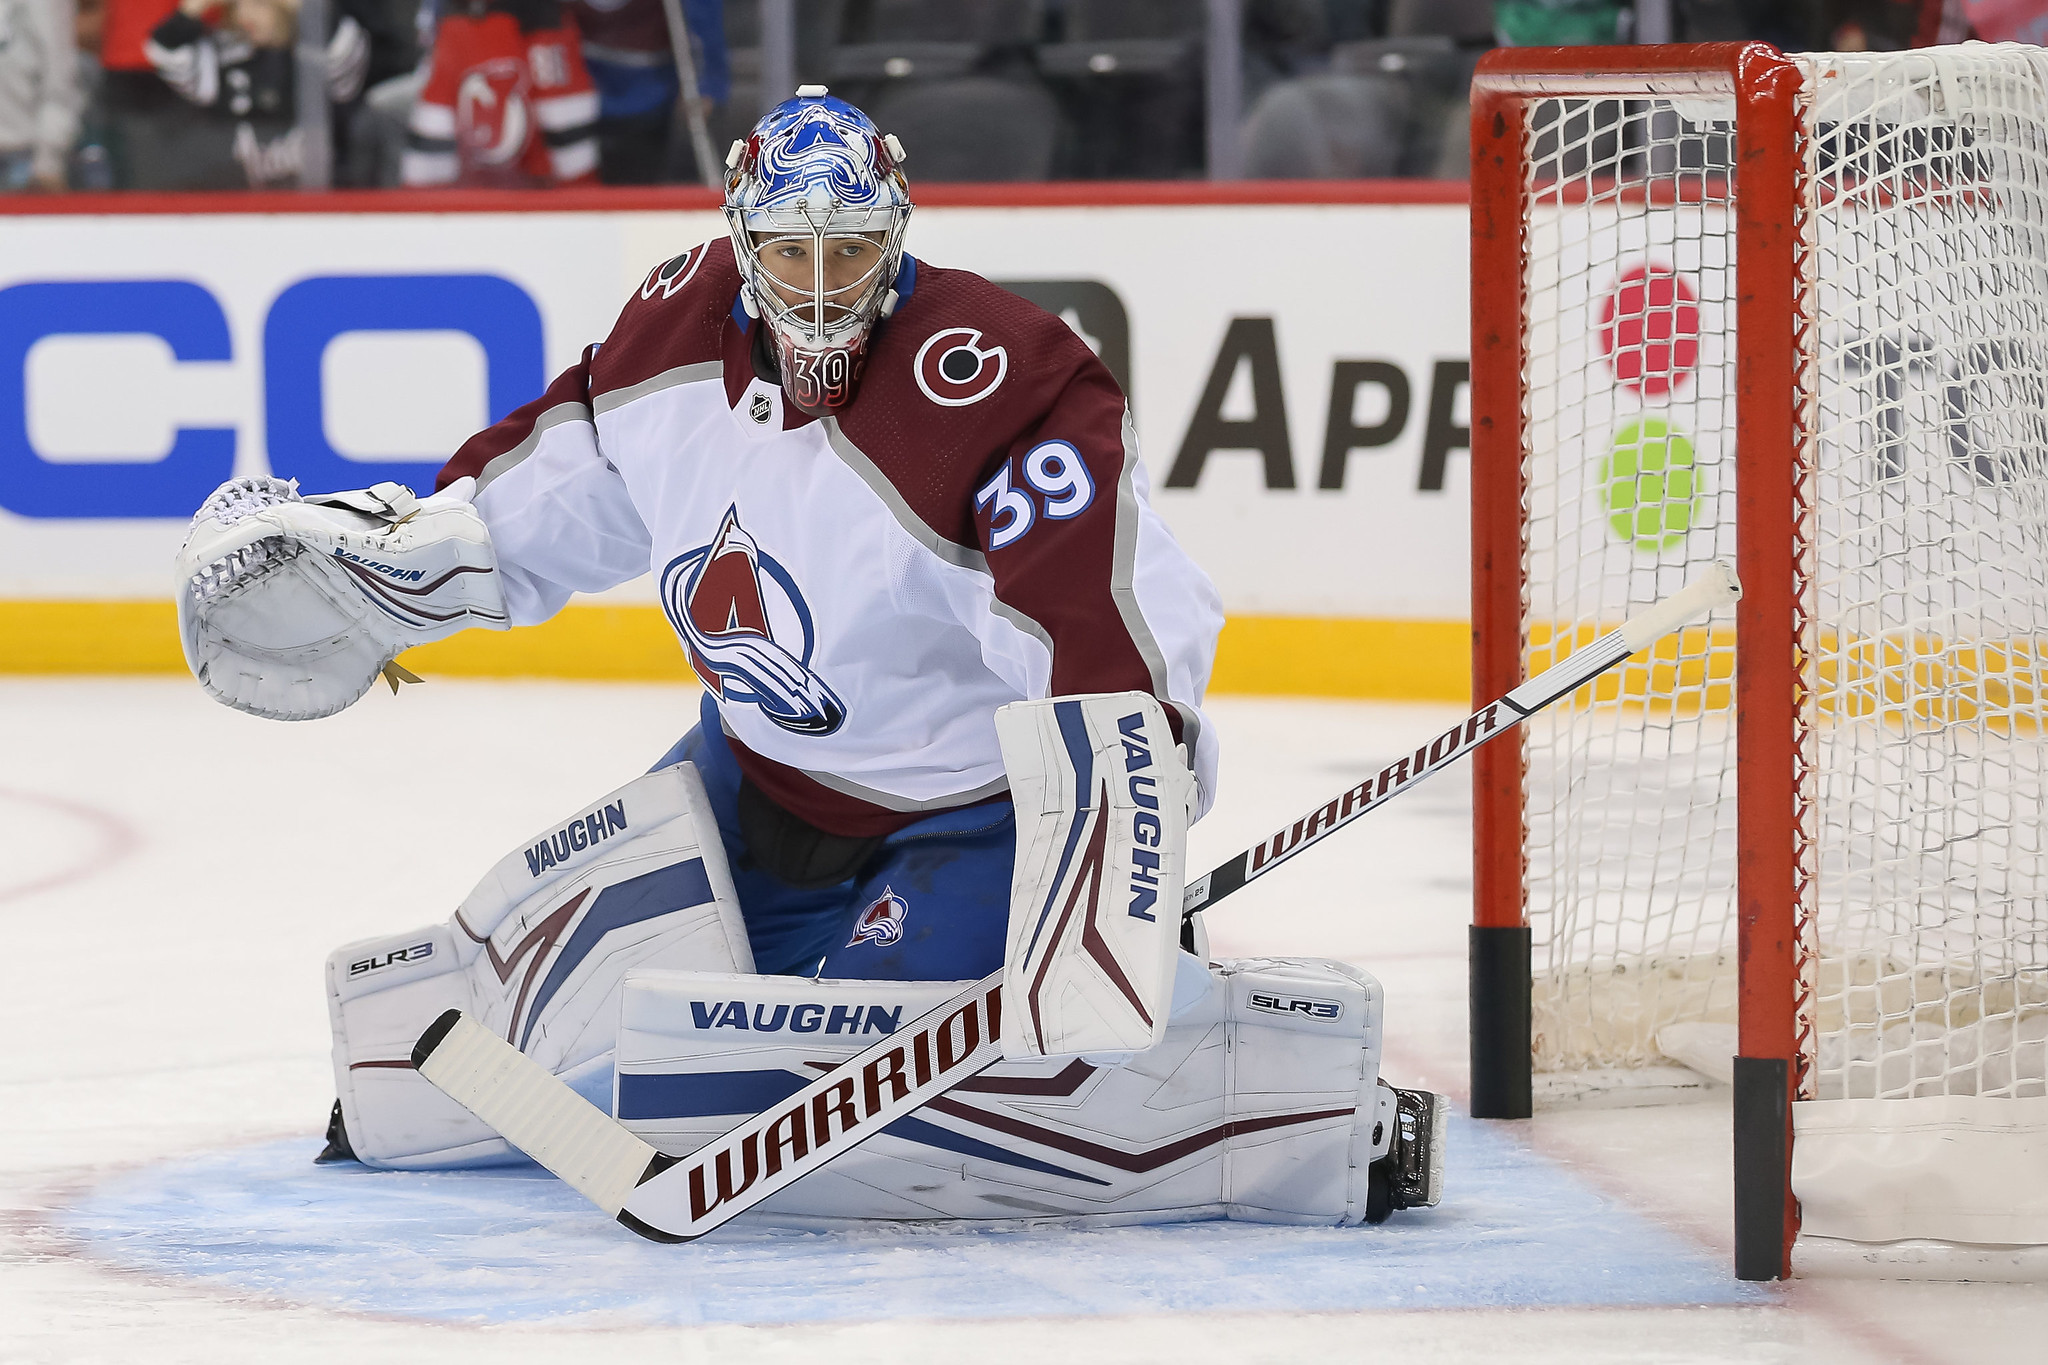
[687,1000,906,1036]
[1247,991,1343,1021]
[349,941,435,977]
[0,274,543,521]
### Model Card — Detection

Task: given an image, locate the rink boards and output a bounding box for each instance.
[0,185,1474,698]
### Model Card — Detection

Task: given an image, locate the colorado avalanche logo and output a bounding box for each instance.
[662,507,847,736]
[752,102,888,210]
[915,328,1008,407]
[847,887,908,947]
[454,60,531,167]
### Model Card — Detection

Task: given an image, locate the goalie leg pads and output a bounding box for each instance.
[615,956,1403,1225]
[996,692,1195,1060]
[326,761,754,1169]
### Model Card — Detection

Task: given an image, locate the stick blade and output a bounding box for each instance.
[1619,560,1742,652]
[411,1009,659,1218]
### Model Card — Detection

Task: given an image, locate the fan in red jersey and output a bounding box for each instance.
[402,0,598,187]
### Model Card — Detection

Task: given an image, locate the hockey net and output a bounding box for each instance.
[1471,43,2048,1273]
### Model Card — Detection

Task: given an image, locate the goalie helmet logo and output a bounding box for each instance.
[847,887,908,947]
[661,506,847,736]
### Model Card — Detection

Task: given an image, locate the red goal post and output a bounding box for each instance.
[1472,37,2048,1283]
[1469,42,1808,1280]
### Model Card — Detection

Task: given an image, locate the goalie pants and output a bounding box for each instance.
[654,693,1016,982]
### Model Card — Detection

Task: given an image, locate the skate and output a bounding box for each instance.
[1365,1086,1446,1224]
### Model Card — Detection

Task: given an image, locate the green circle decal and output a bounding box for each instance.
[1601,418,1700,553]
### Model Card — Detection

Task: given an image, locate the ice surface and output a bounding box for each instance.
[2,678,2043,1363]
[55,1116,1761,1326]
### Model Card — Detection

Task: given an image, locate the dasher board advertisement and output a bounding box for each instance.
[0,194,1472,622]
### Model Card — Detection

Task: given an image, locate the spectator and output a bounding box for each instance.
[0,0,82,190]
[143,0,381,186]
[1667,0,1826,46]
[71,0,115,185]
[402,0,598,187]
[568,0,725,184]
[101,0,193,184]
[1493,0,1624,43]
[1915,0,2045,44]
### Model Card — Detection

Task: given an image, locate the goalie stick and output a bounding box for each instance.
[1182,559,1744,921]
[412,561,1742,1242]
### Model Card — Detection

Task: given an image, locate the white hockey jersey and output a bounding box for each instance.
[438,239,1222,837]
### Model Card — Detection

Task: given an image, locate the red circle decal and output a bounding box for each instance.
[1599,265,1700,399]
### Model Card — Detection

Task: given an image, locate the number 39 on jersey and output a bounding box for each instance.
[975,440,1096,551]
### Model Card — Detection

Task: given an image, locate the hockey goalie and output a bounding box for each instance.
[172,87,1444,1230]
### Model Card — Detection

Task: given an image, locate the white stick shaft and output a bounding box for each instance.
[413,1011,658,1216]
[619,977,1004,1240]
[1184,561,1742,913]
[415,980,1006,1243]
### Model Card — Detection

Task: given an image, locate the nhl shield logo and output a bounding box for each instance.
[749,391,774,424]
[660,506,847,735]
[847,887,908,948]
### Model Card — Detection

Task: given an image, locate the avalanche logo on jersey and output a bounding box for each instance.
[454,58,532,167]
[915,328,1008,407]
[847,887,908,947]
[661,506,847,736]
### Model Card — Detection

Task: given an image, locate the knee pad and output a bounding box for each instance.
[327,761,754,1169]
[613,956,1391,1224]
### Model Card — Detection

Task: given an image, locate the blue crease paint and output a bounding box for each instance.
[58,1113,1767,1326]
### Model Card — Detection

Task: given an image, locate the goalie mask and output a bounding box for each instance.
[724,87,912,417]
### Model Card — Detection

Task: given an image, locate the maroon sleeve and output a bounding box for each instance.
[435,346,596,490]
[436,239,742,490]
[973,360,1187,741]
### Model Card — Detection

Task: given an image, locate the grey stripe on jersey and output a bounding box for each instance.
[593,361,726,417]
[824,411,1184,746]
[824,418,1060,679]
[989,596,1056,662]
[1107,407,1203,757]
[475,401,597,493]
[822,420,989,573]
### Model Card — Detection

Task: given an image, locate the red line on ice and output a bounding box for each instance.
[0,787,140,909]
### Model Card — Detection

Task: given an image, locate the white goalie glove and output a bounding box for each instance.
[996,691,1197,1059]
[173,476,510,721]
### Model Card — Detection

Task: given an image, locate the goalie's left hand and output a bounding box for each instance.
[995,691,1198,1060]
[173,476,509,721]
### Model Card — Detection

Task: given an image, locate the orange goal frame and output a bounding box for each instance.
[1466,43,1811,1281]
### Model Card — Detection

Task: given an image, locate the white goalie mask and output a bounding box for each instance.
[723,87,912,416]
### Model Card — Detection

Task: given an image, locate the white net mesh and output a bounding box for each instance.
[1516,45,2048,1099]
